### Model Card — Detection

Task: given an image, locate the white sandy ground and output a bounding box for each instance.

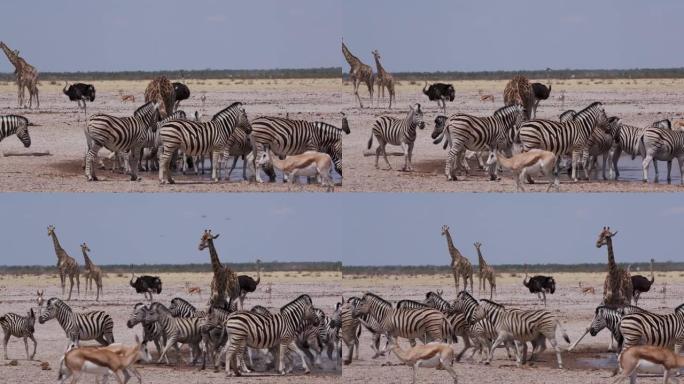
[0,271,342,383]
[0,78,341,192]
[342,78,684,192]
[340,271,684,383]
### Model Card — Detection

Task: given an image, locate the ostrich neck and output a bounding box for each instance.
[207,240,222,272]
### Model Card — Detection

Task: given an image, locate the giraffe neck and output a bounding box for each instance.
[207,240,222,273]
[374,55,386,77]
[444,231,461,262]
[82,250,94,270]
[0,43,20,69]
[606,237,617,273]
[341,43,361,68]
[477,249,487,270]
[50,233,65,262]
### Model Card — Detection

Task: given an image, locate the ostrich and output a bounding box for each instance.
[631,258,655,305]
[63,82,96,118]
[522,269,556,306]
[236,259,262,310]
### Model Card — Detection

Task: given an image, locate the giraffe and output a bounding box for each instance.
[596,226,633,306]
[474,242,496,300]
[198,230,240,309]
[0,42,39,109]
[503,75,534,119]
[440,225,473,293]
[341,39,374,108]
[80,242,103,301]
[372,49,395,109]
[47,225,80,301]
[144,76,175,118]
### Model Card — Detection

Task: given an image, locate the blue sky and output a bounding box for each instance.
[342,0,684,72]
[0,194,344,266]
[0,194,680,267]
[0,0,340,72]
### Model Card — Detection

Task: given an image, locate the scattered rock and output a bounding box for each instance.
[40,361,51,370]
[8,359,18,366]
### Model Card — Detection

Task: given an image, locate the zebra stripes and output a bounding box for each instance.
[250,116,346,182]
[518,101,608,181]
[126,302,166,357]
[1,309,37,360]
[140,110,187,171]
[38,297,114,346]
[340,298,362,364]
[0,115,30,147]
[585,305,648,352]
[222,294,316,375]
[560,110,620,180]
[351,293,445,351]
[159,102,248,183]
[169,297,198,318]
[641,124,684,184]
[438,105,524,180]
[368,103,425,171]
[85,102,160,181]
[477,299,569,368]
[143,302,203,365]
[619,303,684,352]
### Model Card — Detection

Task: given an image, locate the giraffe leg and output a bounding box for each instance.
[67,275,74,301]
[76,274,80,296]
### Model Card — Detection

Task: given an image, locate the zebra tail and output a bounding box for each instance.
[367,132,374,150]
[556,320,570,344]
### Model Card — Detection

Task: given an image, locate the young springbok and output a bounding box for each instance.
[613,345,684,383]
[389,340,458,384]
[257,149,334,191]
[185,282,202,297]
[58,336,150,384]
[486,149,559,192]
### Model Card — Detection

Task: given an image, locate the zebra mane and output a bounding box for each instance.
[493,104,522,117]
[396,299,431,309]
[676,303,684,314]
[457,290,477,303]
[346,296,360,304]
[479,298,503,308]
[211,102,243,121]
[313,121,344,131]
[134,101,156,116]
[149,301,170,313]
[575,101,602,117]
[594,305,620,314]
[281,294,312,312]
[559,109,576,122]
[170,297,195,308]
[362,292,391,307]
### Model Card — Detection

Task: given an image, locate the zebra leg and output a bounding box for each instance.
[85,142,103,181]
[653,157,660,182]
[211,151,221,182]
[3,331,9,359]
[400,143,409,171]
[667,160,673,183]
[445,147,458,181]
[227,156,239,180]
[678,155,684,185]
[611,146,622,180]
[380,143,392,170]
[642,154,653,183]
[127,147,141,181]
[29,334,36,360]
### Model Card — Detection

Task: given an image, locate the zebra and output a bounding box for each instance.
[351,292,445,363]
[1,309,37,360]
[577,305,649,352]
[249,116,346,182]
[126,302,167,358]
[476,299,569,368]
[367,103,425,171]
[37,297,114,347]
[604,118,671,180]
[641,124,684,184]
[0,115,31,147]
[518,101,608,181]
[619,303,684,354]
[221,294,317,375]
[84,101,160,181]
[169,297,199,318]
[142,302,203,365]
[437,105,524,181]
[139,110,187,172]
[560,110,620,180]
[340,297,364,363]
[158,102,248,183]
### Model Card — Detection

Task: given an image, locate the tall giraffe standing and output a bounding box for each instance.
[0,42,39,109]
[341,39,374,108]
[372,49,395,109]
[80,242,103,301]
[596,226,633,306]
[441,225,473,293]
[198,230,239,309]
[474,242,496,299]
[47,225,80,300]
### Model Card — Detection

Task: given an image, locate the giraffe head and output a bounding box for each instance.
[441,225,449,236]
[596,226,617,248]
[371,49,381,60]
[199,229,219,250]
[474,242,482,250]
[80,243,90,253]
[47,225,55,236]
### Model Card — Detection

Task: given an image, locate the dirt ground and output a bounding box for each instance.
[0,78,341,192]
[340,271,684,383]
[342,78,684,192]
[0,270,342,383]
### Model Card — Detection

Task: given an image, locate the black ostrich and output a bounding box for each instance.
[237,259,261,309]
[172,82,190,111]
[62,82,96,117]
[631,258,655,305]
[523,270,556,306]
[530,82,552,119]
[422,82,455,114]
[129,273,162,301]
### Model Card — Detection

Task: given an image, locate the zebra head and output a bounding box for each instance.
[409,103,425,130]
[38,297,61,324]
[127,302,147,328]
[589,306,614,336]
[341,112,350,134]
[596,226,617,248]
[198,229,219,251]
[603,116,621,139]
[431,115,448,139]
[14,116,30,147]
[350,296,370,319]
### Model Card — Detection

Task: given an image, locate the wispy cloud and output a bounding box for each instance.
[661,206,684,216]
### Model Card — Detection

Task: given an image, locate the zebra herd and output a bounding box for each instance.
[370,97,684,186]
[0,289,341,379]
